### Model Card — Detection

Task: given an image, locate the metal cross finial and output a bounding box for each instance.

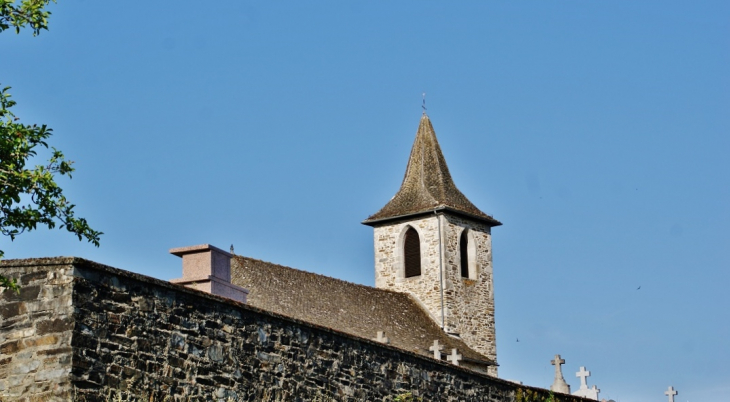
[665,386,678,402]
[422,92,427,115]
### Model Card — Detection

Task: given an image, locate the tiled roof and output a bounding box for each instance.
[230,255,495,367]
[363,114,501,226]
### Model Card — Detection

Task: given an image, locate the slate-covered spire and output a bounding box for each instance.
[363,114,501,226]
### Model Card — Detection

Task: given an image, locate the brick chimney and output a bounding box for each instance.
[169,244,248,303]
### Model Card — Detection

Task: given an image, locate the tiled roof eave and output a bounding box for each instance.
[417,349,497,367]
[362,205,502,227]
[463,356,499,367]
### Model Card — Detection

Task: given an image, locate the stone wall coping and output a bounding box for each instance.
[169,275,209,284]
[169,274,249,294]
[0,256,588,401]
[169,244,231,257]
[0,256,77,268]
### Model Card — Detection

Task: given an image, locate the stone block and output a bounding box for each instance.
[0,302,24,319]
[23,335,59,348]
[34,368,69,382]
[0,340,20,354]
[36,318,72,335]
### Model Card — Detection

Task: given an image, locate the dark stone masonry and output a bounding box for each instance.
[0,258,588,402]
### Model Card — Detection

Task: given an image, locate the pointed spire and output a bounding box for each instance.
[363,115,500,226]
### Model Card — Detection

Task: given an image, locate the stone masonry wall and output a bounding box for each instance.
[0,259,76,401]
[441,215,496,371]
[2,258,586,402]
[373,215,444,326]
[372,214,497,376]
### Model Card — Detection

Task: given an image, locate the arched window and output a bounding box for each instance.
[460,229,469,278]
[403,227,421,278]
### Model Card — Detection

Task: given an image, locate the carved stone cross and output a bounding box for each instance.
[576,366,590,390]
[551,354,566,384]
[551,354,565,372]
[446,348,462,366]
[373,331,389,344]
[590,385,600,397]
[665,386,678,402]
[550,354,570,394]
[429,340,444,360]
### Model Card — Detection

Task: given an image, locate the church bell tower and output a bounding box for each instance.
[363,114,501,373]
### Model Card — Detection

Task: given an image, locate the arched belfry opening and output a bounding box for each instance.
[403,227,421,278]
[460,229,470,278]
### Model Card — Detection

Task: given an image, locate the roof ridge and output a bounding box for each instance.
[234,255,410,297]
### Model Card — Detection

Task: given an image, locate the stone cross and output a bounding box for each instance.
[446,348,462,366]
[576,366,590,390]
[551,354,565,374]
[574,379,600,401]
[665,386,678,402]
[590,385,600,397]
[550,354,571,394]
[373,331,389,344]
[429,340,444,360]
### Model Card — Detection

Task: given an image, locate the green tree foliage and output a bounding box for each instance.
[0,0,53,35]
[1,0,101,292]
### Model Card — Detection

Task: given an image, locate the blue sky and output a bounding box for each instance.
[2,1,728,400]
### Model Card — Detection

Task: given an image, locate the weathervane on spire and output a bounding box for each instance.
[422,92,427,115]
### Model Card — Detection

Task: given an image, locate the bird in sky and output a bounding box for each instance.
[516,338,519,342]
[637,285,641,290]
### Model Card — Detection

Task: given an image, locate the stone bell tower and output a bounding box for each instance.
[363,113,502,373]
